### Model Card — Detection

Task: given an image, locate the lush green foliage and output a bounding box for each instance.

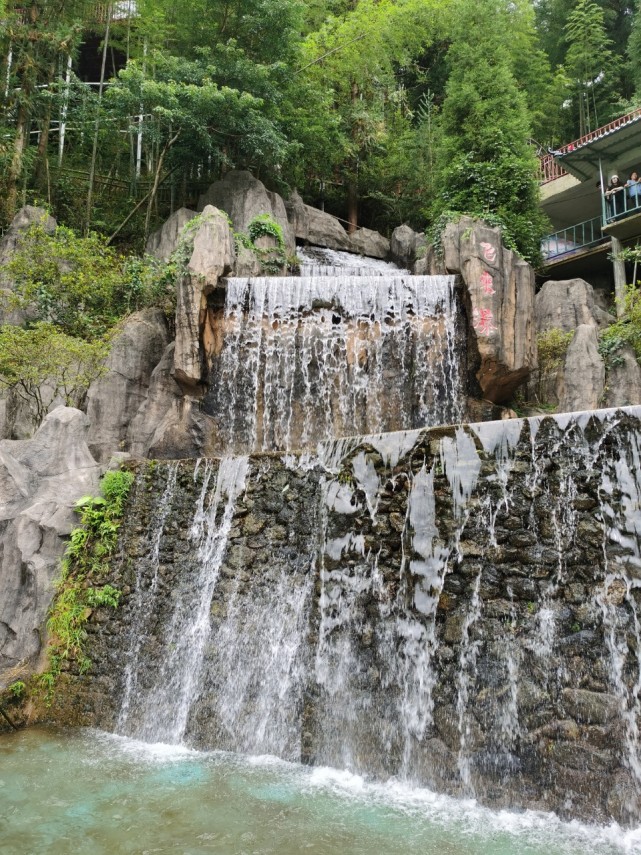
[3,224,170,338]
[599,284,641,364]
[431,0,548,262]
[40,469,134,699]
[0,322,108,423]
[537,328,575,371]
[3,0,638,261]
[9,681,25,699]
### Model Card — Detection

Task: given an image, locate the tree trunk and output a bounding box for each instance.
[5,103,29,222]
[144,131,180,243]
[86,6,112,234]
[347,178,358,234]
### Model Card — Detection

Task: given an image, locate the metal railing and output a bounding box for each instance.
[603,183,641,224]
[541,216,605,261]
[538,107,641,185]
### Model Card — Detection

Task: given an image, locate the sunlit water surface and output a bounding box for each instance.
[1,728,641,855]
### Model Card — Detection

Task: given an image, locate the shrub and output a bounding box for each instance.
[537,328,575,373]
[40,469,134,700]
[3,224,174,339]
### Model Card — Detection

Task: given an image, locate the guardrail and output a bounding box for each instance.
[603,183,641,223]
[541,216,605,261]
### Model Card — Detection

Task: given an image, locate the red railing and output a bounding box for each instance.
[538,107,641,185]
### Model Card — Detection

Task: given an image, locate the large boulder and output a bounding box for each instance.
[536,279,614,333]
[145,208,198,262]
[561,325,605,411]
[0,206,56,265]
[286,191,352,251]
[145,396,217,460]
[198,170,295,254]
[604,345,641,408]
[390,224,426,269]
[349,227,390,260]
[86,308,170,462]
[0,408,101,672]
[532,279,623,412]
[127,343,183,458]
[174,206,235,388]
[438,217,536,403]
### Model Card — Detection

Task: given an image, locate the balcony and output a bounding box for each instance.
[538,108,641,185]
[602,185,641,241]
[541,216,607,263]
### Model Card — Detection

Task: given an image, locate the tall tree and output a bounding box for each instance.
[564,0,617,135]
[0,1,93,222]
[433,0,547,261]
[296,0,450,230]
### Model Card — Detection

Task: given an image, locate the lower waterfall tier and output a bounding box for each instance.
[67,407,641,826]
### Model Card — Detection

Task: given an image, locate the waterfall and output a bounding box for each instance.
[117,456,248,744]
[203,265,465,455]
[100,406,641,823]
[88,213,641,827]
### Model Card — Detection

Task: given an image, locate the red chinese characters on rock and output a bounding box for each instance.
[473,307,497,337]
[480,271,495,296]
[480,241,497,264]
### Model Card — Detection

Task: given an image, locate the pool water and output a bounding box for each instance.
[1,728,640,855]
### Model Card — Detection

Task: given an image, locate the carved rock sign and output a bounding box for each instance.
[440,217,536,403]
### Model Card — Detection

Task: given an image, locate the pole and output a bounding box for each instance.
[611,235,627,319]
[58,55,73,167]
[86,4,112,234]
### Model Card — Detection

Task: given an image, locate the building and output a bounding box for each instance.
[539,108,641,307]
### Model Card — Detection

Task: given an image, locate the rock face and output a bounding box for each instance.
[198,170,295,254]
[55,407,641,826]
[145,208,198,262]
[286,191,352,251]
[436,217,536,403]
[562,325,605,411]
[86,309,170,462]
[533,278,617,412]
[349,227,390,259]
[173,205,235,388]
[390,223,426,269]
[536,279,614,333]
[605,345,641,408]
[0,206,56,265]
[0,206,56,327]
[0,408,101,672]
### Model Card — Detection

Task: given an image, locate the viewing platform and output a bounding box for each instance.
[538,110,641,288]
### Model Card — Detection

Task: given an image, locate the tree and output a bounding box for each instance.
[2,222,167,338]
[432,0,547,262]
[0,322,107,425]
[0,1,94,223]
[564,0,617,136]
[295,0,450,230]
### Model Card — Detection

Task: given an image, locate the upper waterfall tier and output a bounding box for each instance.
[202,271,466,455]
[297,246,409,276]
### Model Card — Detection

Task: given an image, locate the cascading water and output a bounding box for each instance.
[203,250,465,454]
[93,405,641,827]
[67,244,641,830]
[117,456,248,744]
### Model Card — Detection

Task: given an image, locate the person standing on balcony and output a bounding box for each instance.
[605,175,625,218]
[626,171,641,211]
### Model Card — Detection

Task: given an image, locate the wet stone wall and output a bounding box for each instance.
[66,407,641,826]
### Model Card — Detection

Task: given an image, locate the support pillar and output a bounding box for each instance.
[611,235,627,318]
